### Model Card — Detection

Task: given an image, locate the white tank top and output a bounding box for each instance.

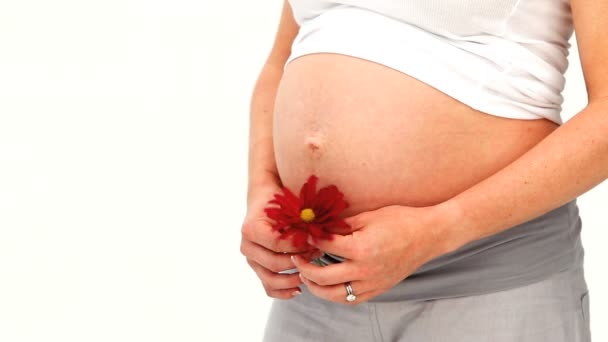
[285,1,574,124]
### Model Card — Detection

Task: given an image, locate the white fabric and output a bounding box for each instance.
[284,1,574,124]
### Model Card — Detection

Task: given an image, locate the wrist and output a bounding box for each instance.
[428,198,474,256]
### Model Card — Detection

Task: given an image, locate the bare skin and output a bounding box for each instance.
[273,52,558,215]
[241,1,304,300]
[242,0,608,304]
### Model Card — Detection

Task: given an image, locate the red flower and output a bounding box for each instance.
[264,175,351,248]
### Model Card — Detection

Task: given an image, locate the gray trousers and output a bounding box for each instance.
[263,265,591,341]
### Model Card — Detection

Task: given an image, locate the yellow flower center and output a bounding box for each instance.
[300,208,315,222]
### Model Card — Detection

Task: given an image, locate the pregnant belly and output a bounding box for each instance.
[273,53,558,216]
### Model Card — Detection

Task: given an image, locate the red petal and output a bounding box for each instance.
[313,185,346,219]
[315,199,349,222]
[272,194,301,218]
[320,219,351,234]
[300,175,318,208]
[267,199,279,206]
[282,186,303,212]
[315,185,338,206]
[264,207,284,220]
[331,219,351,229]
[312,186,335,216]
[321,232,334,241]
[308,224,323,238]
[291,230,309,248]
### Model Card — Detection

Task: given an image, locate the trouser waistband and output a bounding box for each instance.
[371,199,584,302]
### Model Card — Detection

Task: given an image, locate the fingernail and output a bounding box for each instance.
[299,273,305,282]
[292,290,302,297]
[291,255,297,264]
[307,236,315,245]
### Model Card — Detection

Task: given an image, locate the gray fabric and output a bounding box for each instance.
[263,265,591,341]
[263,198,591,341]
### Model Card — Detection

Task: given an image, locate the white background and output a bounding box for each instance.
[0,1,605,341]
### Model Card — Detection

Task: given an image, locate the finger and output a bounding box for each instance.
[242,239,324,272]
[242,219,311,254]
[342,211,366,232]
[323,217,356,235]
[261,286,302,300]
[241,239,297,273]
[247,258,303,290]
[267,289,302,300]
[307,233,358,259]
[347,289,385,304]
[247,259,303,298]
[320,210,367,236]
[291,254,358,286]
[299,276,371,304]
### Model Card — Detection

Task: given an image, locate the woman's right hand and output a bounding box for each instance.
[240,182,321,299]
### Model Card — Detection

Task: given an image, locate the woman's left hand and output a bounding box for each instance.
[292,204,462,304]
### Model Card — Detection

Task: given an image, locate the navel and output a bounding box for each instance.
[304,134,324,159]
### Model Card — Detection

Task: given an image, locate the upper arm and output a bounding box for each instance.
[571,0,608,103]
[264,0,300,69]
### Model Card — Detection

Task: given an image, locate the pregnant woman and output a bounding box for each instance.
[241,1,607,340]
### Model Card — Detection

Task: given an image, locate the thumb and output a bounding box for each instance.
[323,211,365,235]
[341,211,366,232]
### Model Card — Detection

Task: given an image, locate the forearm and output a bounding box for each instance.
[437,100,608,254]
[247,62,284,204]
